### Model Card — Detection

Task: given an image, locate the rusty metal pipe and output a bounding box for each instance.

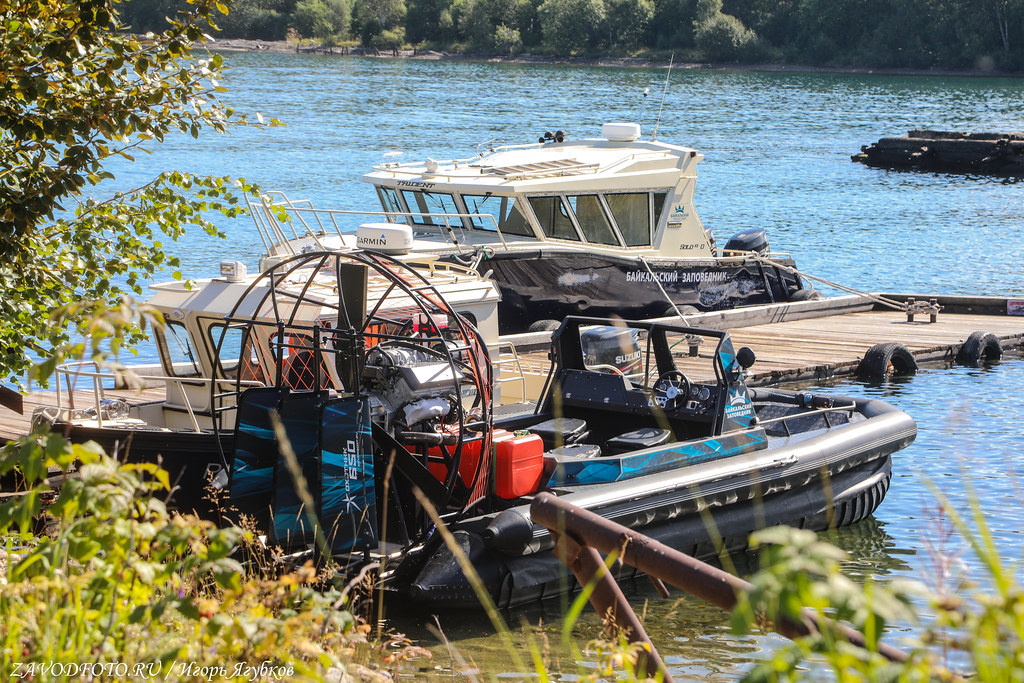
[552,532,673,682]
[531,491,908,664]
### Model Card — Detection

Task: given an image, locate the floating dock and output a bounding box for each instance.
[3,293,1023,442]
[852,130,1024,174]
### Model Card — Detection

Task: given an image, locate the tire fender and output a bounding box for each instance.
[527,319,561,333]
[857,342,918,378]
[956,331,1002,364]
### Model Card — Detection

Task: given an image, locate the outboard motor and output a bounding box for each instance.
[581,326,643,380]
[724,227,770,256]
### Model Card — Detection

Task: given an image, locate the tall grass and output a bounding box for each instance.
[3,427,1020,681]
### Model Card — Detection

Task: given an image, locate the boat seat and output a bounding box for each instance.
[604,427,673,455]
[546,443,602,459]
[529,417,589,449]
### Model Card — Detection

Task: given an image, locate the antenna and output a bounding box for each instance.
[652,53,674,142]
[638,87,650,131]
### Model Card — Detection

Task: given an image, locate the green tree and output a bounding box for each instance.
[353,0,407,44]
[650,0,697,48]
[218,0,296,39]
[0,0,271,386]
[494,22,523,52]
[292,0,352,41]
[537,0,606,52]
[406,0,460,42]
[693,0,756,60]
[606,0,654,48]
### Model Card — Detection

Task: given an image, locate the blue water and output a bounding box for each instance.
[99,53,1024,678]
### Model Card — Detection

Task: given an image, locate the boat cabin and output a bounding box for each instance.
[361,123,715,259]
[46,253,501,434]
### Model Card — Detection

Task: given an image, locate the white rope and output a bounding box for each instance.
[639,256,692,324]
[748,254,910,312]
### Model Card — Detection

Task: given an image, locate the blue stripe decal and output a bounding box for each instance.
[547,429,767,486]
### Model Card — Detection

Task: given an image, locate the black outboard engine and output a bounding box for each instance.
[724,227,770,256]
[581,326,642,379]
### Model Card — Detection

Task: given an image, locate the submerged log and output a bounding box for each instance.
[853,130,1024,174]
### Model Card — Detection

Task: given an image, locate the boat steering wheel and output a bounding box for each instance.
[653,370,691,411]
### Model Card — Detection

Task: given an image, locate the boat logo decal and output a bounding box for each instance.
[396,180,436,189]
[615,350,641,365]
[357,233,388,247]
[672,204,689,218]
[557,272,598,286]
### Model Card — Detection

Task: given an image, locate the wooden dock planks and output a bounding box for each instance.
[0,387,166,443]
[731,310,1024,385]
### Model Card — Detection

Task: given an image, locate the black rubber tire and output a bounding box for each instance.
[527,319,561,333]
[857,342,918,378]
[956,331,1002,364]
[659,304,699,318]
[789,287,824,302]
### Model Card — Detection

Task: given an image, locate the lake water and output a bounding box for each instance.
[108,53,1024,679]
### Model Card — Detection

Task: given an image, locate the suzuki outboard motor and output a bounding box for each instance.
[581,326,643,380]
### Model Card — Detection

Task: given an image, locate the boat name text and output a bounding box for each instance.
[724,403,754,418]
[625,270,729,284]
[397,181,436,189]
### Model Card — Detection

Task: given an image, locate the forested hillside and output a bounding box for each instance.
[121,0,1023,70]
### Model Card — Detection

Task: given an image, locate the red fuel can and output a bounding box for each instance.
[495,433,544,499]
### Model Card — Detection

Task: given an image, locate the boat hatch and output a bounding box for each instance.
[474,159,599,180]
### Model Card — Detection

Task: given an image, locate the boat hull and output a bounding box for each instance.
[478,251,806,333]
[60,424,230,516]
[397,394,914,609]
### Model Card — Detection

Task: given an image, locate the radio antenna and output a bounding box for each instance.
[652,53,674,141]
[638,87,651,131]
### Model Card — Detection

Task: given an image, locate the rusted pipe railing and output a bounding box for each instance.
[531,491,908,672]
[551,531,671,682]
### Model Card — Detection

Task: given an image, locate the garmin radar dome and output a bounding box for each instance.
[356,222,413,255]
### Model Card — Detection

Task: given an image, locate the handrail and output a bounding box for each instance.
[51,361,262,433]
[249,192,512,259]
[370,140,545,173]
[489,342,529,398]
[754,401,857,427]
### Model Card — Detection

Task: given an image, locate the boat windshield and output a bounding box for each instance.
[158,321,201,378]
[461,194,534,237]
[606,192,653,247]
[565,194,618,246]
[528,196,581,241]
[400,190,464,227]
[377,186,403,218]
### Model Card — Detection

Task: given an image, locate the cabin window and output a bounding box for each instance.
[400,190,464,227]
[566,195,619,245]
[158,322,201,378]
[606,193,651,247]
[377,186,404,220]
[653,191,668,231]
[528,196,580,241]
[462,194,534,237]
[203,323,266,387]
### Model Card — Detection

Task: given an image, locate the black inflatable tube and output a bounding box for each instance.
[483,392,915,556]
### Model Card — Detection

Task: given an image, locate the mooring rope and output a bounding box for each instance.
[749,254,910,312]
[639,255,692,324]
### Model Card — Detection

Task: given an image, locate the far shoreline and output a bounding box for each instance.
[203,38,1023,79]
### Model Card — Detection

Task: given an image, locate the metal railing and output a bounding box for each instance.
[46,361,263,432]
[248,192,511,261]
